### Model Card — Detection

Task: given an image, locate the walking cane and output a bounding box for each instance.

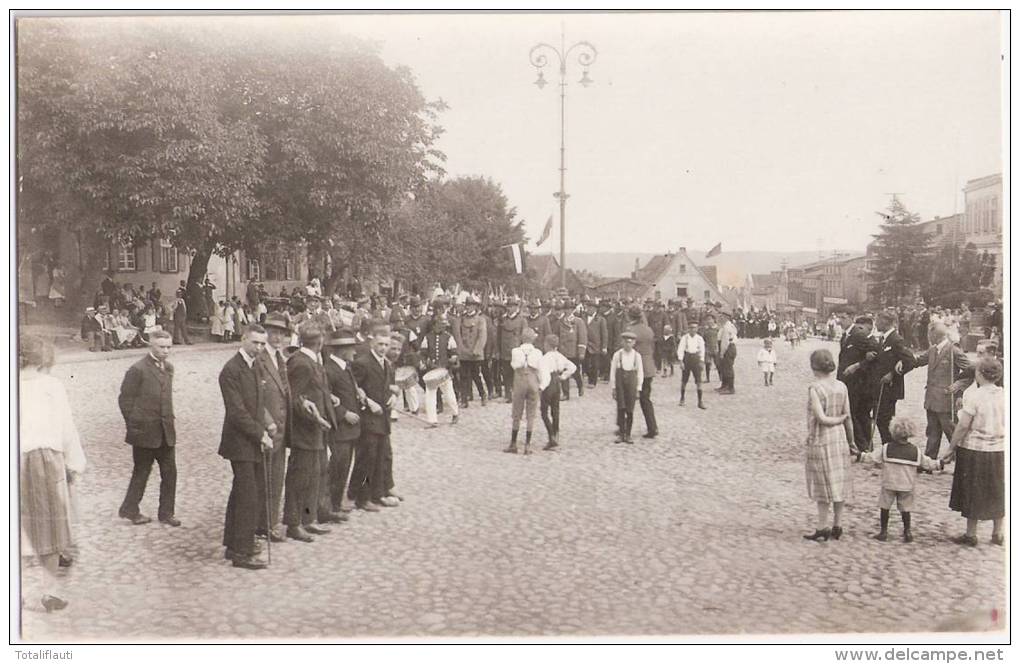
[869,381,885,447]
[262,447,272,566]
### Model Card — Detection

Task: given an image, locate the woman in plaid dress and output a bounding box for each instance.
[804,349,855,542]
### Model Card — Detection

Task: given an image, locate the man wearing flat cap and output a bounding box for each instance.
[621,304,658,438]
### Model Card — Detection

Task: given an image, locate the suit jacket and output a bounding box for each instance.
[837,329,879,391]
[118,354,176,448]
[173,300,187,322]
[865,330,914,400]
[498,314,526,358]
[605,311,621,352]
[352,351,395,436]
[912,342,970,413]
[585,314,609,353]
[217,352,269,462]
[459,314,487,361]
[258,347,291,451]
[623,321,657,376]
[558,316,588,359]
[527,315,553,353]
[325,355,362,442]
[287,349,337,451]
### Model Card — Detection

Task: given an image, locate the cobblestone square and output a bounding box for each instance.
[20,338,1005,641]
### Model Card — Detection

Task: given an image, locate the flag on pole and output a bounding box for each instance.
[706,242,723,258]
[504,243,526,274]
[536,215,553,247]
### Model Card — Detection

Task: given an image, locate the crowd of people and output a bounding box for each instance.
[22,276,1007,611]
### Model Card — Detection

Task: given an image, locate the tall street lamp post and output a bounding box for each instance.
[529,26,597,290]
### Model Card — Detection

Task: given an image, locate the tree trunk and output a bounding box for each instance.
[71,230,109,317]
[186,246,212,322]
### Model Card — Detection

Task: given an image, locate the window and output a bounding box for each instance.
[283,254,296,280]
[159,238,178,273]
[247,258,261,282]
[116,243,137,272]
[703,290,711,300]
[676,286,687,297]
[677,264,686,274]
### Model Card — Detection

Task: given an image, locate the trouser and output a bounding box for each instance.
[173,318,190,344]
[372,435,393,501]
[460,360,486,403]
[90,330,109,351]
[490,358,503,395]
[601,349,616,380]
[719,345,736,389]
[847,387,875,453]
[500,360,514,399]
[639,377,658,434]
[585,352,603,386]
[425,377,459,424]
[615,369,638,436]
[223,459,262,556]
[561,357,584,397]
[120,442,176,520]
[480,359,495,397]
[256,443,287,529]
[924,409,955,459]
[329,438,356,508]
[282,447,320,527]
[317,440,342,517]
[704,355,716,382]
[511,370,540,432]
[875,391,899,445]
[402,385,421,413]
[349,433,381,506]
[653,346,663,372]
[540,383,561,439]
[681,354,703,399]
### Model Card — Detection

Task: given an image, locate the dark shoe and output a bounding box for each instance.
[451,415,458,425]
[698,402,707,410]
[903,530,914,543]
[831,526,843,540]
[305,524,332,535]
[614,437,624,444]
[642,431,658,439]
[41,595,68,612]
[803,528,831,541]
[991,534,1005,546]
[718,388,735,395]
[543,442,558,451]
[503,444,518,454]
[317,511,348,524]
[951,534,978,547]
[873,530,888,542]
[159,516,182,527]
[58,554,74,568]
[504,397,513,404]
[679,400,685,407]
[286,526,315,542]
[356,502,381,513]
[232,554,268,570]
[121,512,152,525]
[522,443,532,456]
[269,526,287,543]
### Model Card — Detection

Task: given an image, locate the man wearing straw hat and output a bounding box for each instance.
[322,329,363,517]
[256,312,293,542]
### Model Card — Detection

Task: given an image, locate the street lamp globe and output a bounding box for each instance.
[534,70,547,89]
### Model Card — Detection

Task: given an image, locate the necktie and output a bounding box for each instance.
[277,352,288,393]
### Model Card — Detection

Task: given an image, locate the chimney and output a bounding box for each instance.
[632,257,640,279]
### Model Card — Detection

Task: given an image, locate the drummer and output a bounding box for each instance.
[420,315,460,428]
[390,330,421,417]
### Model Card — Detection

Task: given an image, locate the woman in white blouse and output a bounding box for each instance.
[20,336,86,612]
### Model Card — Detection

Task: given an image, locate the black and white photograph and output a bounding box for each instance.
[10,8,1008,650]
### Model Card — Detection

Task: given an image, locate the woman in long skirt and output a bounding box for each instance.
[20,335,87,612]
[941,356,1005,546]
[803,349,855,542]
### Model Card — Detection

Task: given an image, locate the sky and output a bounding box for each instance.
[124,11,1006,255]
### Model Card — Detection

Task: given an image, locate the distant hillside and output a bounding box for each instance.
[543,250,858,288]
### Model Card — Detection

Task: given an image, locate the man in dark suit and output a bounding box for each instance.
[257,313,292,542]
[172,295,191,345]
[351,325,398,511]
[584,299,608,388]
[323,330,364,514]
[283,323,337,542]
[117,330,179,526]
[218,325,273,570]
[909,320,970,460]
[864,310,915,445]
[837,313,880,454]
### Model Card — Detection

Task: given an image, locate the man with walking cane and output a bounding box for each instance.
[323,330,363,515]
[257,313,293,543]
[218,325,274,570]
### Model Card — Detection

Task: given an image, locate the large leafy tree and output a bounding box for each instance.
[922,242,996,305]
[866,198,931,306]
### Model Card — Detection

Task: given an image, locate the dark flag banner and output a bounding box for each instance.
[706,242,722,258]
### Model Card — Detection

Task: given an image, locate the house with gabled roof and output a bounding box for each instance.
[625,247,728,305]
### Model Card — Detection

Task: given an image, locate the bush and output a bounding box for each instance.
[932,289,995,310]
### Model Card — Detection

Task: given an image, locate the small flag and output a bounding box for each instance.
[706,242,722,258]
[536,215,553,247]
[507,243,526,274]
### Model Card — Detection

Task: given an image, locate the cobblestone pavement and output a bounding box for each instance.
[20,338,1005,641]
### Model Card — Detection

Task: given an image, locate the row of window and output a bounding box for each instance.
[103,239,178,273]
[244,249,299,282]
[964,195,1000,234]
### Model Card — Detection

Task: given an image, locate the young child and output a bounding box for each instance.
[861,417,943,542]
[538,334,576,450]
[610,331,643,444]
[657,325,678,378]
[676,320,707,409]
[757,338,778,386]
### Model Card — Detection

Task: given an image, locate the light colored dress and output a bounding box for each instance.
[804,378,853,503]
[210,304,225,336]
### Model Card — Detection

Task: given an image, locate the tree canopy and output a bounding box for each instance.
[865,198,930,306]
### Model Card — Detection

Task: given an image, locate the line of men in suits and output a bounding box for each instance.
[116,315,401,570]
[835,308,987,462]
